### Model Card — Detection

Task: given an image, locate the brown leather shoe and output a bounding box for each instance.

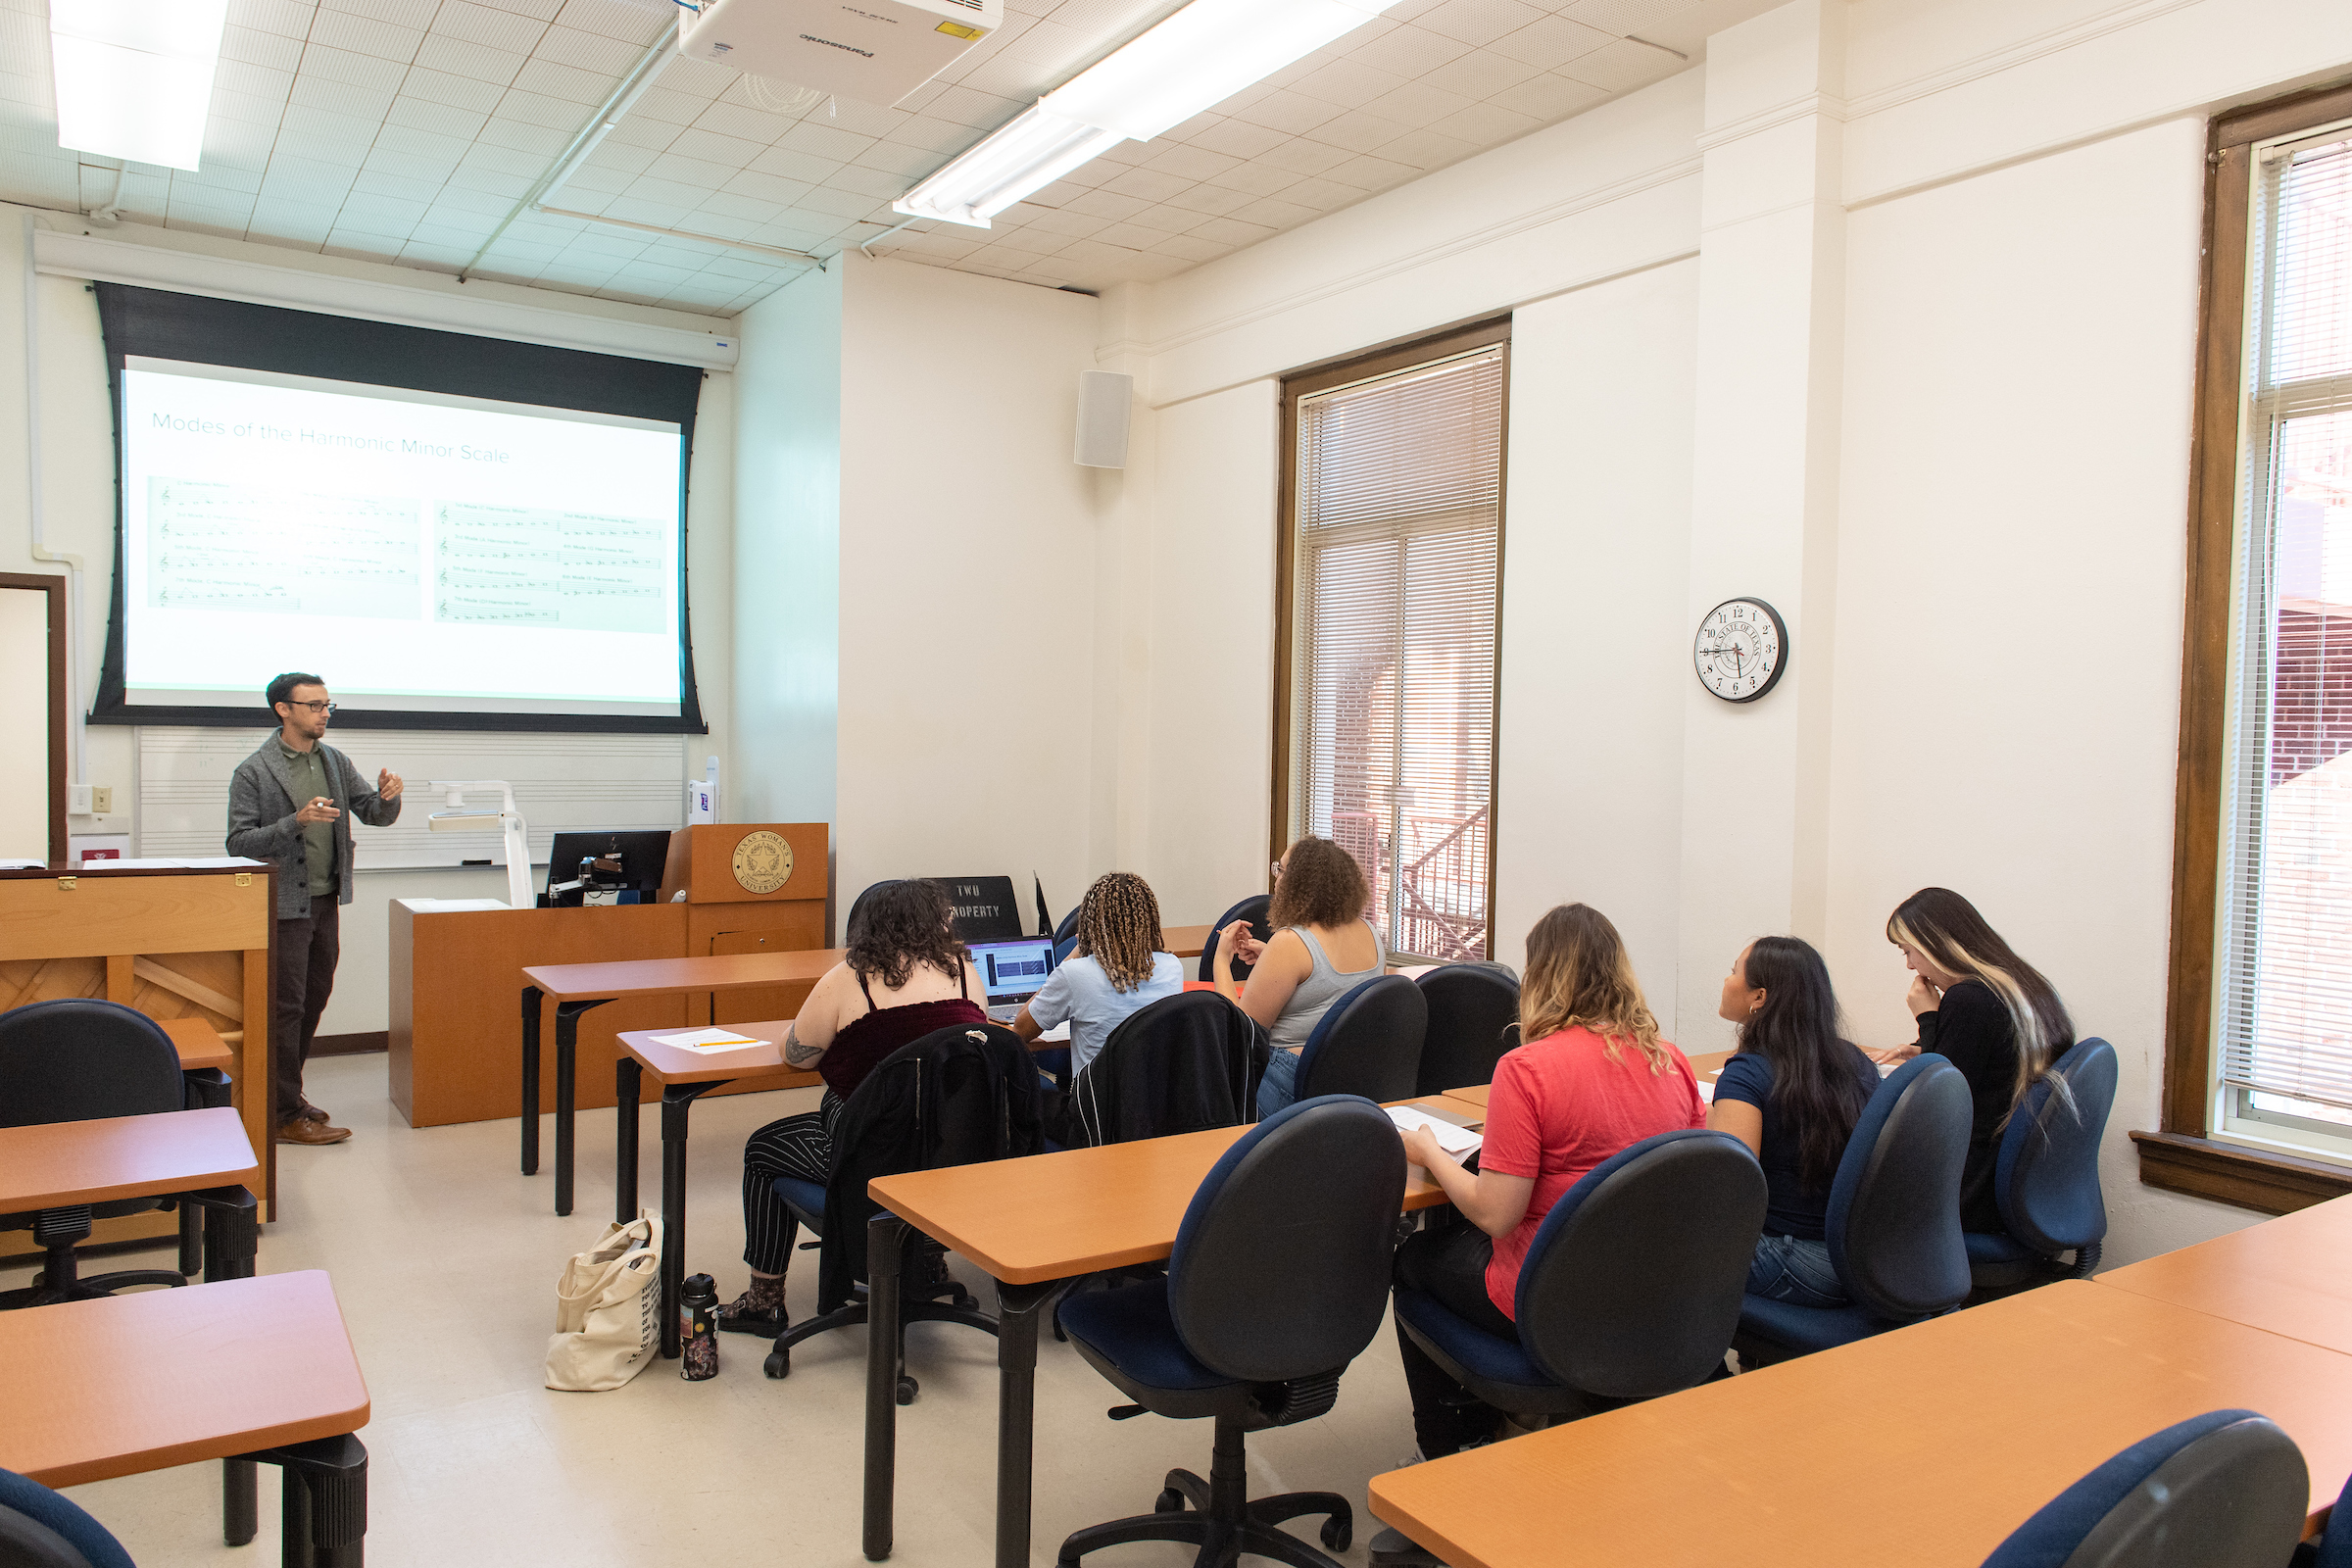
[275,1117,351,1146]
[298,1101,330,1123]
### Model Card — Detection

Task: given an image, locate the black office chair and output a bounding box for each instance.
[1292,975,1426,1106]
[0,1000,193,1309]
[0,1466,132,1568]
[762,1024,1046,1400]
[1980,1409,2307,1568]
[1969,1038,2118,1296]
[1068,991,1262,1149]
[1198,894,1271,983]
[1733,1055,1972,1366]
[1054,1096,1407,1568]
[1411,963,1519,1098]
[2294,1465,2352,1567]
[843,880,901,944]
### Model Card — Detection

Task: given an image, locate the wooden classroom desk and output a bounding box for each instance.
[1369,1279,2352,1568]
[0,1271,370,1562]
[0,1106,259,1212]
[160,1016,234,1073]
[612,1018,1080,1359]
[2094,1194,2352,1356]
[859,1101,1459,1568]
[519,948,846,1216]
[1163,924,1212,958]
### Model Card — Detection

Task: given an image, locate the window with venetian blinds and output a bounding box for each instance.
[1284,341,1504,962]
[2218,124,2352,1141]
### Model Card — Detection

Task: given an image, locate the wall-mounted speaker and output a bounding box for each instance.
[1074,369,1134,469]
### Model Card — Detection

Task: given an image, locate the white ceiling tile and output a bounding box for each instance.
[1142,142,1240,183]
[1288,60,1406,110]
[795,185,887,221]
[563,162,631,196]
[476,117,570,156]
[306,11,424,63]
[550,0,662,45]
[601,117,681,152]
[641,150,734,189]
[222,26,306,74]
[413,34,525,86]
[232,0,320,41]
[324,0,438,27]
[719,169,813,207]
[1255,139,1353,178]
[211,88,291,130]
[1298,109,1415,155]
[1423,100,1544,146]
[821,165,905,201]
[1486,15,1615,70]
[1557,0,1699,33]
[532,25,641,75]
[1155,182,1250,219]
[1223,90,1344,138]
[431,1,551,56]
[1319,152,1418,191]
[1372,126,1482,171]
[290,75,398,120]
[665,126,765,168]
[352,167,444,200]
[506,63,612,111]
[689,102,799,145]
[632,86,711,127]
[778,122,874,163]
[1199,161,1301,199]
[1559,36,1683,92]
[431,183,517,217]
[1341,24,1473,78]
[745,145,838,184]
[1487,70,1609,122]
[921,84,1026,132]
[174,164,269,195]
[659,56,736,100]
[386,98,488,139]
[298,43,412,92]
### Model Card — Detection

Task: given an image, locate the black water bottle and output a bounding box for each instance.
[680,1273,719,1381]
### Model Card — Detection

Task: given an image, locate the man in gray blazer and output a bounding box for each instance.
[225,672,403,1147]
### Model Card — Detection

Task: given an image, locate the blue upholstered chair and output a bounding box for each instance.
[1054,1096,1407,1568]
[1411,963,1519,1099]
[1969,1038,2118,1295]
[0,1468,133,1568]
[1733,1055,1972,1365]
[762,1025,1043,1399]
[0,1000,192,1310]
[1052,904,1082,965]
[1292,975,1425,1106]
[2293,1466,2352,1567]
[1198,894,1271,983]
[1980,1409,2306,1568]
[1395,1128,1766,1421]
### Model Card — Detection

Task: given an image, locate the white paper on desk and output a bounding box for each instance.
[1387,1106,1483,1156]
[1035,1023,1071,1043]
[649,1027,768,1053]
[1694,1077,1715,1103]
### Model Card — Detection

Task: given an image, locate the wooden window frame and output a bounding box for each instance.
[1271,316,1511,958]
[0,572,69,864]
[2139,79,2352,1214]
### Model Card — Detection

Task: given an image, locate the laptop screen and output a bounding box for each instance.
[970,937,1055,1004]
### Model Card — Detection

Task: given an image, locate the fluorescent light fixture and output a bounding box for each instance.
[897,0,1394,229]
[50,0,229,172]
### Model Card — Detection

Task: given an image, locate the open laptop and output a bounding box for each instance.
[969,936,1056,1023]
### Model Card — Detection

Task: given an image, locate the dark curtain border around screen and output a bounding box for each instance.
[87,282,710,734]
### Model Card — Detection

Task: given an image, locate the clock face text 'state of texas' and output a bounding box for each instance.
[1694,598,1788,703]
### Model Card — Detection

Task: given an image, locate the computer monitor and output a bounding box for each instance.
[541,829,675,907]
[968,937,1056,1011]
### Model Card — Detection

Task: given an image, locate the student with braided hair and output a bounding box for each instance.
[1012,871,1184,1076]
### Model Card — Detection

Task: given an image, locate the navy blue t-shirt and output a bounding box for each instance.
[1713,1044,1883,1241]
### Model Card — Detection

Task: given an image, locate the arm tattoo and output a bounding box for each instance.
[783,1023,823,1068]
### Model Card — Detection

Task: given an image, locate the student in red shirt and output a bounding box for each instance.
[1393,903,1705,1458]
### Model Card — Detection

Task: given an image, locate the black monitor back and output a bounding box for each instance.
[542,829,676,906]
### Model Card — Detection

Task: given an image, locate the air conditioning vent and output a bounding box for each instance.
[677,0,1003,107]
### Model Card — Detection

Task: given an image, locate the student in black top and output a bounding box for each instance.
[1707,937,1881,1307]
[1873,887,2075,1235]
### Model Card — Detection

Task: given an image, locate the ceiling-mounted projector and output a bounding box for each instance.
[678,0,1002,109]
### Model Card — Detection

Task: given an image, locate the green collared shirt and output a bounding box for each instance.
[275,736,336,897]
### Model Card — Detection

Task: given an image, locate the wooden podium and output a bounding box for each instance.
[388,822,828,1127]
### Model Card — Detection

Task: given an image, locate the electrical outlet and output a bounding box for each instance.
[91,786,114,814]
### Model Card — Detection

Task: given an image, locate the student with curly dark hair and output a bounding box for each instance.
[717,878,985,1334]
[1011,871,1183,1076]
[1214,836,1386,1117]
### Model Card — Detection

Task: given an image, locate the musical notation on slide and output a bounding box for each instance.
[145,477,422,618]
[432,502,667,633]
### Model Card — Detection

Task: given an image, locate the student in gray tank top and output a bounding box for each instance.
[1208,836,1388,1117]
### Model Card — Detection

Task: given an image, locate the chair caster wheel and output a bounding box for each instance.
[763,1351,787,1379]
[896,1376,918,1405]
[1321,1515,1351,1552]
[1154,1489,1185,1514]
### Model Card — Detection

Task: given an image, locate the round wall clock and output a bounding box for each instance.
[731,830,794,895]
[1693,598,1788,703]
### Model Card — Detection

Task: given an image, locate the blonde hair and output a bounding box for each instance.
[1518,904,1668,1073]
[1074,872,1164,994]
[1886,887,2075,1122]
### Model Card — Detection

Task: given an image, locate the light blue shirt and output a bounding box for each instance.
[1027,952,1185,1076]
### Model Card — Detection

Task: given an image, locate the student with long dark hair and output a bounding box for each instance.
[715,878,986,1334]
[1874,887,2075,1233]
[1214,836,1386,1117]
[1708,937,1881,1306]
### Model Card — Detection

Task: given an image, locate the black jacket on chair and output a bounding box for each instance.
[815,1023,1046,1310]
[1067,991,1266,1148]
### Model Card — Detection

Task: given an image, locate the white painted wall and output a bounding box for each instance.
[1825,114,2249,1257]
[732,261,843,928]
[1098,0,2352,1265]
[1493,261,1699,1036]
[831,253,1105,915]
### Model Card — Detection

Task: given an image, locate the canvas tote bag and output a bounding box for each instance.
[545,1211,663,1391]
